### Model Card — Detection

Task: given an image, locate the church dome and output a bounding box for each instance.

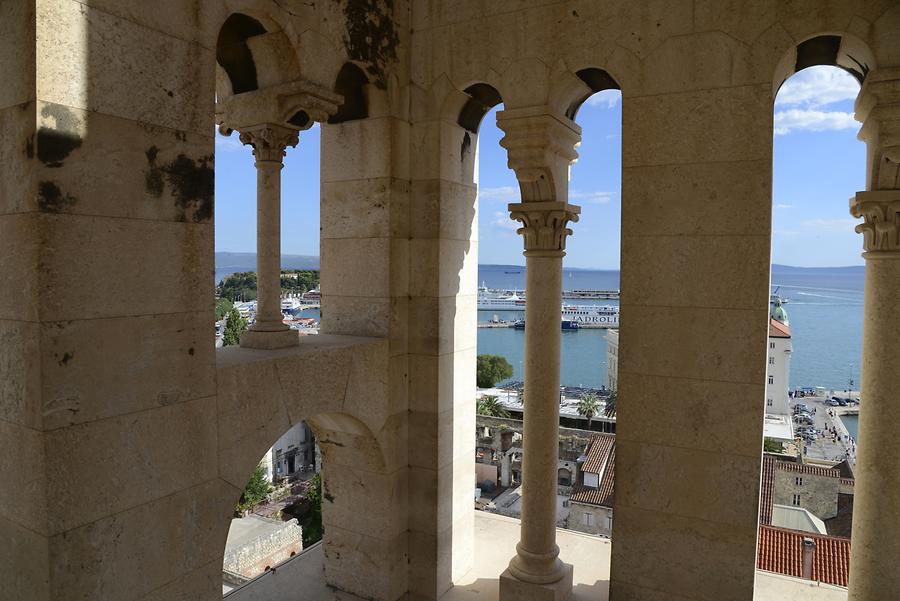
[771,299,789,325]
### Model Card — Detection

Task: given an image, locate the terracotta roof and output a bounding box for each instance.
[777,461,841,478]
[769,319,791,338]
[757,525,851,587]
[759,455,776,525]
[570,435,616,508]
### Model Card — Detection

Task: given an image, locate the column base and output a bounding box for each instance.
[239,328,300,349]
[499,564,573,601]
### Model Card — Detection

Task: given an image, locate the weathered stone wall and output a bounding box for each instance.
[569,503,613,538]
[774,469,841,521]
[222,519,303,578]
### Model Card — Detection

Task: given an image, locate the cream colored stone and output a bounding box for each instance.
[49,478,234,601]
[615,372,766,456]
[321,178,411,240]
[610,504,758,601]
[620,305,769,385]
[45,396,218,534]
[35,215,212,321]
[0,215,40,323]
[500,564,574,601]
[621,234,771,310]
[36,0,214,135]
[323,524,408,601]
[407,347,477,415]
[408,179,478,242]
[0,319,42,429]
[39,312,215,429]
[408,294,478,356]
[0,2,35,110]
[321,117,409,183]
[623,84,771,168]
[0,103,36,216]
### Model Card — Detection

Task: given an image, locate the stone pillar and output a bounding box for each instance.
[497,108,580,601]
[238,124,300,349]
[847,71,900,598]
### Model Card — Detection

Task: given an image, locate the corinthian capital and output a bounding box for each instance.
[497,107,581,203]
[851,190,900,254]
[238,124,300,163]
[509,201,580,254]
[856,69,900,190]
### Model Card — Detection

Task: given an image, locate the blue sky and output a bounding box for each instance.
[214,66,865,269]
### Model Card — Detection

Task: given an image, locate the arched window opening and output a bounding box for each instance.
[757,60,864,590]
[328,63,369,124]
[222,421,323,596]
[472,79,623,548]
[216,14,268,95]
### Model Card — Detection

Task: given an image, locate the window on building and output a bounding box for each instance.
[769,356,775,365]
[796,477,803,486]
[770,342,776,349]
[792,494,801,506]
[583,512,594,527]
[768,375,774,384]
[767,398,773,406]
[606,514,613,531]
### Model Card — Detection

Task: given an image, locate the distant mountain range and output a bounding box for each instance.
[215,253,865,274]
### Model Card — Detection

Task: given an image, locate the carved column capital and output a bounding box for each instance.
[850,190,900,255]
[237,124,300,163]
[508,201,580,255]
[496,108,582,203]
[856,69,900,190]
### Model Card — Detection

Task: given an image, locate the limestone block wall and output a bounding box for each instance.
[222,519,303,578]
[569,503,613,539]
[774,469,840,521]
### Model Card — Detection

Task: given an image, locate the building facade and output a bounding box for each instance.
[767,305,793,416]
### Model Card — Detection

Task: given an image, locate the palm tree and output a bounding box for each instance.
[577,393,600,431]
[604,391,618,418]
[476,395,510,418]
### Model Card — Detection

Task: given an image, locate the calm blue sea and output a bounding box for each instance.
[476,264,865,390]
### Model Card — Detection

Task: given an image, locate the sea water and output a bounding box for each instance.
[476,264,865,390]
[290,264,864,391]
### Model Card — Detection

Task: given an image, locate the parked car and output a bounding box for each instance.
[837,398,848,406]
[794,415,814,425]
[827,399,840,406]
[793,404,809,414]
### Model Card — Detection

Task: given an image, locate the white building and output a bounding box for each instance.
[264,422,317,482]
[606,329,618,392]
[767,301,792,416]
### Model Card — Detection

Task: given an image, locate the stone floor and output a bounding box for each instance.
[224,512,848,601]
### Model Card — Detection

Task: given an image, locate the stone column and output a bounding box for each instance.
[497,108,580,601]
[238,124,300,349]
[848,71,900,601]
[848,191,900,599]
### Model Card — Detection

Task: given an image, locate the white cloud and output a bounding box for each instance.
[775,203,795,209]
[478,186,518,203]
[215,129,247,152]
[569,190,612,204]
[776,66,860,109]
[773,108,857,135]
[585,89,621,109]
[492,211,520,232]
[799,218,859,232]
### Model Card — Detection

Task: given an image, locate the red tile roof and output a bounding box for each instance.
[570,435,616,508]
[769,319,791,338]
[777,461,840,478]
[757,525,851,587]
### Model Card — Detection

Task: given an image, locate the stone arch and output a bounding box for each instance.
[216,13,269,95]
[772,32,876,99]
[558,467,573,486]
[328,62,370,124]
[456,82,504,134]
[563,68,621,121]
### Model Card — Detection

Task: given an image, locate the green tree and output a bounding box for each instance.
[476,354,514,388]
[222,307,247,346]
[476,394,510,418]
[236,463,271,514]
[603,391,618,418]
[763,438,783,453]
[578,393,600,430]
[301,474,324,547]
[215,297,234,321]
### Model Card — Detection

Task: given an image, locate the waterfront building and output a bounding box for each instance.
[605,329,618,392]
[767,301,793,416]
[4,3,900,601]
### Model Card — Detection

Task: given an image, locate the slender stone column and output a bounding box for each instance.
[497,108,580,601]
[238,124,300,349]
[848,190,900,600]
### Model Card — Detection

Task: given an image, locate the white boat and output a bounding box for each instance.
[282,297,303,313]
[562,303,618,327]
[478,287,619,327]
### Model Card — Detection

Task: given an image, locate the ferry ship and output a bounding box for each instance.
[478,287,619,327]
